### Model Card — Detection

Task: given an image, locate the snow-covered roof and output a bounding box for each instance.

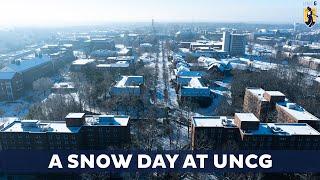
[242,123,320,136]
[265,91,285,97]
[188,77,204,88]
[115,76,144,88]
[1,55,51,73]
[72,59,95,65]
[0,115,130,133]
[1,120,81,133]
[177,70,205,77]
[52,82,75,89]
[277,101,319,121]
[87,115,129,126]
[246,87,268,101]
[0,71,17,80]
[193,116,236,128]
[235,113,260,122]
[97,61,130,68]
[65,113,85,119]
[116,56,135,62]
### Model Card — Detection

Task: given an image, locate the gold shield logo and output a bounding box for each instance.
[304,6,318,27]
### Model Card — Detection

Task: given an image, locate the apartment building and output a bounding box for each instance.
[243,87,320,130]
[191,113,320,150]
[0,55,53,100]
[0,113,130,150]
[243,88,286,122]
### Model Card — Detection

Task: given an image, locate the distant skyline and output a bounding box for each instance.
[0,0,304,27]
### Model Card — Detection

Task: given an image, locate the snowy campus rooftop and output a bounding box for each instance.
[193,115,320,136]
[0,71,16,80]
[72,59,95,65]
[187,77,205,88]
[265,91,285,97]
[0,55,51,74]
[235,113,260,122]
[192,116,236,128]
[0,115,129,133]
[115,76,144,88]
[116,56,135,61]
[242,123,320,136]
[277,101,319,121]
[246,87,268,101]
[246,87,284,102]
[96,61,130,68]
[52,82,75,89]
[65,113,85,119]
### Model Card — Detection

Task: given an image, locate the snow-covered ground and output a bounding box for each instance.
[0,64,72,118]
[0,100,31,117]
[155,42,166,105]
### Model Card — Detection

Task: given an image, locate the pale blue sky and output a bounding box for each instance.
[0,0,304,26]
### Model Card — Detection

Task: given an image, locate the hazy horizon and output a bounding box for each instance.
[0,0,303,27]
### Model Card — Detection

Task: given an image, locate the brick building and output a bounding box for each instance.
[0,113,130,150]
[276,101,320,131]
[243,87,320,131]
[0,55,53,100]
[191,113,320,150]
[243,88,285,122]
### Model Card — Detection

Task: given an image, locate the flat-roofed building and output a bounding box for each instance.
[191,116,239,149]
[243,87,319,130]
[243,88,272,121]
[51,82,75,94]
[86,38,115,51]
[191,113,320,150]
[276,101,320,131]
[70,59,95,72]
[0,114,130,150]
[111,76,144,96]
[96,61,130,72]
[190,41,221,51]
[243,88,285,122]
[239,123,320,150]
[234,113,260,131]
[0,55,53,100]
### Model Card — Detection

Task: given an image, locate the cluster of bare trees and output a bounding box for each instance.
[32,77,53,98]
[28,93,80,121]
[229,67,320,118]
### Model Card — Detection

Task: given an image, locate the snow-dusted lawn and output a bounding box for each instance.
[0,100,30,117]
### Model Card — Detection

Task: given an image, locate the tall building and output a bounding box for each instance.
[0,113,131,150]
[222,31,231,52]
[223,32,246,56]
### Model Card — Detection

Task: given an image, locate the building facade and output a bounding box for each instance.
[0,113,131,150]
[243,87,320,130]
[191,113,320,150]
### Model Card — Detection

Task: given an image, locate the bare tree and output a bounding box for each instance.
[33,77,53,97]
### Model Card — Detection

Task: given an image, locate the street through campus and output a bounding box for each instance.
[155,41,178,108]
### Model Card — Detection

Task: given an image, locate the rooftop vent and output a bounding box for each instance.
[222,117,234,127]
[286,103,304,111]
[21,120,39,128]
